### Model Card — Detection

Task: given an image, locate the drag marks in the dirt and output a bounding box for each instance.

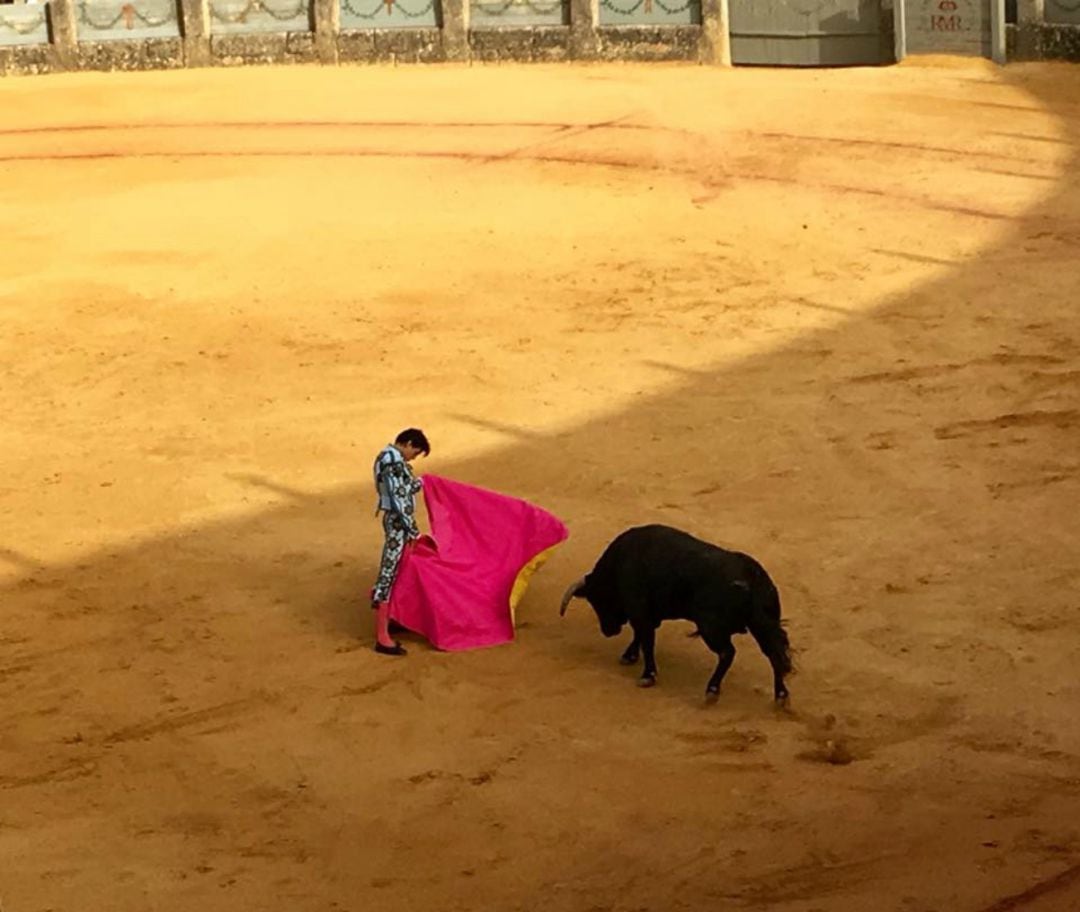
[132,782,317,884]
[864,429,900,451]
[448,413,549,442]
[406,766,502,787]
[846,354,1068,386]
[987,465,1079,498]
[786,685,963,768]
[991,130,1077,147]
[7,573,64,595]
[869,246,960,267]
[841,354,1079,451]
[1023,367,1080,392]
[2,118,1039,166]
[102,692,276,744]
[0,660,34,687]
[777,297,856,318]
[0,636,120,700]
[1014,826,1080,859]
[861,622,1023,685]
[0,118,681,140]
[2,693,280,792]
[952,731,1080,774]
[0,118,1042,222]
[749,130,1057,167]
[660,683,950,771]
[711,169,1012,222]
[336,675,395,697]
[483,113,641,165]
[673,728,776,772]
[0,545,46,572]
[226,471,321,504]
[706,848,909,906]
[0,758,99,791]
[934,408,1080,440]
[975,860,1080,912]
[1002,601,1075,635]
[975,167,1060,183]
[402,750,522,810]
[1026,226,1080,248]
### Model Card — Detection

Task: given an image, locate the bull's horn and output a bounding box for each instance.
[559,576,586,617]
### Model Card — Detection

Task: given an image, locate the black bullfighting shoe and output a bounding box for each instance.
[374,641,407,656]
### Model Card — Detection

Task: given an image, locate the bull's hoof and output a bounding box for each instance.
[775,691,791,711]
[619,654,639,666]
[637,674,657,688]
[705,686,720,704]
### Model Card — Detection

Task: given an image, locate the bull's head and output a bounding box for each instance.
[559,575,626,638]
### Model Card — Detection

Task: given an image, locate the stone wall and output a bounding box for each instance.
[0,41,54,75]
[1007,0,1080,60]
[1009,22,1080,60]
[0,0,731,74]
[4,0,1080,76]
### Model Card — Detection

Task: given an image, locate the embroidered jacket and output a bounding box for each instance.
[373,444,422,536]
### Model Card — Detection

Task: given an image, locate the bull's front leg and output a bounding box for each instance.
[636,625,657,688]
[619,633,641,666]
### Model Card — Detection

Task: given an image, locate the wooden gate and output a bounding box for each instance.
[729,0,887,66]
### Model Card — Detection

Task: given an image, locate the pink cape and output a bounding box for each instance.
[388,474,569,651]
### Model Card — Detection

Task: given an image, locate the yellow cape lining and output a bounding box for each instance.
[508,543,563,624]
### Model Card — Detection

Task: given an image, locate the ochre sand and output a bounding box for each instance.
[1,58,1079,911]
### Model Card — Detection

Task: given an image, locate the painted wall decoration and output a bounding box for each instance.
[597,0,700,26]
[0,2,49,46]
[209,0,312,33]
[339,0,439,29]
[75,0,180,40]
[904,0,991,55]
[470,0,567,27]
[1046,0,1080,24]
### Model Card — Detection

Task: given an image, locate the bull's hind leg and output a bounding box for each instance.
[750,645,790,706]
[747,602,792,706]
[620,633,641,666]
[770,660,790,706]
[697,623,737,701]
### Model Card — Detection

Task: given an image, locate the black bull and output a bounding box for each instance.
[559,525,793,703]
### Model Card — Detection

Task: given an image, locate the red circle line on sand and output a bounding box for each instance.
[0,141,1015,222]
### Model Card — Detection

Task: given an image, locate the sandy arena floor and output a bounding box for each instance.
[1,57,1079,912]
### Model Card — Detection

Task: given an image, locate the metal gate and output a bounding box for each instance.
[730,0,887,66]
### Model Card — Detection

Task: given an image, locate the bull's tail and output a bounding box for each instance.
[746,575,794,678]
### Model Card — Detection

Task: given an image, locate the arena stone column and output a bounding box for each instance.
[441,0,469,62]
[991,0,1006,63]
[313,0,339,63]
[1014,0,1044,60]
[569,0,597,59]
[46,0,79,70]
[1017,0,1045,20]
[700,0,731,65]
[179,0,211,68]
